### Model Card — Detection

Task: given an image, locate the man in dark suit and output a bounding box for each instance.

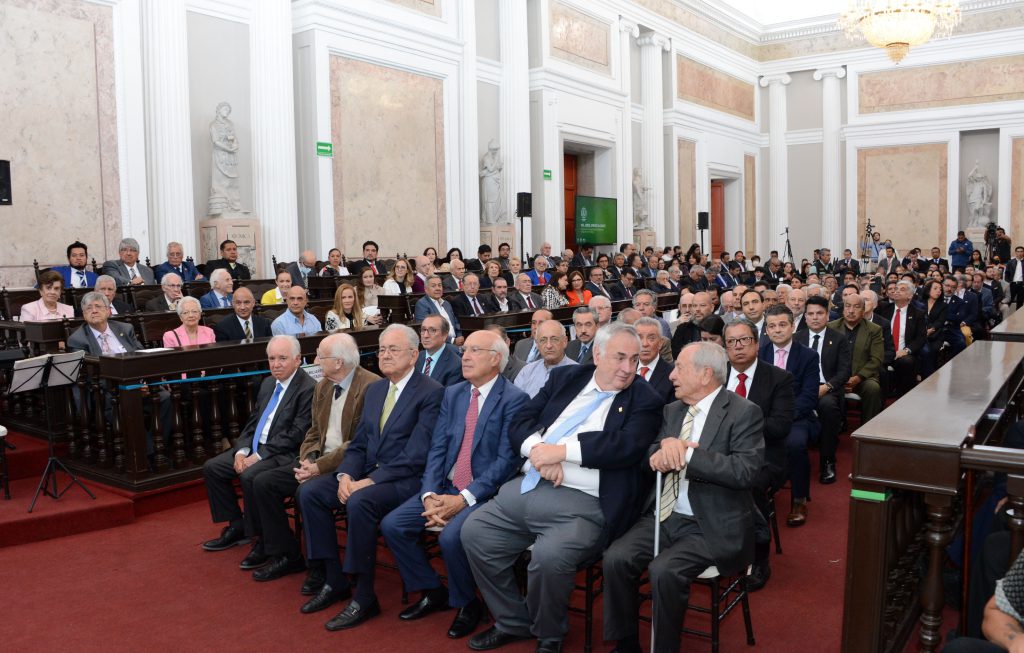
[671,291,713,358]
[585,267,612,300]
[284,250,317,289]
[796,296,851,484]
[248,334,379,583]
[204,239,252,281]
[927,246,950,273]
[381,330,527,639]
[144,273,184,312]
[299,324,444,629]
[345,240,389,275]
[102,237,155,286]
[67,292,143,354]
[834,249,861,278]
[941,277,969,355]
[443,259,468,293]
[52,241,98,288]
[91,275,133,316]
[200,268,235,310]
[681,265,708,293]
[213,288,273,342]
[153,241,205,283]
[200,336,317,563]
[876,246,901,276]
[635,317,675,403]
[509,273,543,312]
[608,269,638,301]
[760,305,821,527]
[512,309,551,363]
[462,323,663,653]
[416,315,464,387]
[603,341,764,653]
[863,290,895,394]
[571,245,595,268]
[876,281,926,398]
[1004,246,1024,310]
[485,324,527,381]
[450,273,494,317]
[565,306,598,364]
[414,275,463,345]
[828,293,884,423]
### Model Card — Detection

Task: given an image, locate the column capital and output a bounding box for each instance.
[759,73,792,88]
[813,67,847,81]
[637,33,670,51]
[619,18,640,38]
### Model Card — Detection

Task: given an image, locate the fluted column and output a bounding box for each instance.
[638,33,670,245]
[760,74,792,256]
[500,0,530,235]
[251,0,299,272]
[815,67,846,255]
[140,0,195,260]
[618,19,639,247]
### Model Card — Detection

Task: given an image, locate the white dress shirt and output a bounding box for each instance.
[727,360,758,393]
[889,304,908,352]
[807,328,827,383]
[637,356,660,381]
[674,386,723,515]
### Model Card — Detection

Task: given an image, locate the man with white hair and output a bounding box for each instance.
[787,288,807,332]
[200,268,234,309]
[145,272,184,312]
[286,249,319,289]
[876,280,926,398]
[861,289,895,370]
[154,241,204,283]
[514,320,577,398]
[588,295,613,328]
[101,237,155,286]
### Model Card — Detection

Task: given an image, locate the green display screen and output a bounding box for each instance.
[575,196,617,245]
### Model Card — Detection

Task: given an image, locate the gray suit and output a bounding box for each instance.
[67,321,143,354]
[603,389,764,652]
[565,339,594,364]
[101,260,156,286]
[512,337,536,362]
[509,292,542,313]
[502,356,526,382]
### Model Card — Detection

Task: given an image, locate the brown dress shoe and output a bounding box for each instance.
[786,501,807,527]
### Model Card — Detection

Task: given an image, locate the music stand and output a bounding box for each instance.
[10,351,95,512]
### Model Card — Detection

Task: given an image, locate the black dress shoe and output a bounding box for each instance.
[447,598,483,639]
[399,587,449,621]
[820,458,837,484]
[301,566,326,596]
[468,626,529,651]
[748,560,771,591]
[536,639,562,653]
[301,584,352,614]
[239,544,269,570]
[325,598,381,631]
[253,555,307,582]
[201,524,250,552]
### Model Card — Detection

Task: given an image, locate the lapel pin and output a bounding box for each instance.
[618,406,623,413]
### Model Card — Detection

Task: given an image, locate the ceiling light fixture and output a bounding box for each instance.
[839,0,961,63]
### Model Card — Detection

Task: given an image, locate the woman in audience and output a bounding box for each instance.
[21,270,73,321]
[423,247,444,275]
[540,270,570,309]
[595,254,611,279]
[319,248,349,277]
[970,249,986,268]
[359,267,384,307]
[920,279,947,378]
[697,314,725,346]
[325,284,367,332]
[162,296,215,347]
[508,256,523,276]
[260,269,293,305]
[564,270,591,307]
[382,258,414,295]
[480,259,503,289]
[439,247,463,273]
[554,259,570,275]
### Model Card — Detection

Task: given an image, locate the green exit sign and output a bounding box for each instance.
[543,169,552,180]
[316,141,333,157]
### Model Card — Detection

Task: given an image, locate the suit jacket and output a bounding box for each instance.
[204,258,251,280]
[502,356,526,381]
[509,364,663,543]
[349,259,389,275]
[298,368,380,474]
[153,260,202,283]
[670,321,701,359]
[972,287,996,323]
[876,257,900,275]
[144,295,176,313]
[525,270,550,286]
[450,293,492,318]
[565,339,594,365]
[877,303,927,355]
[417,343,464,387]
[508,292,543,312]
[420,377,528,502]
[108,299,134,316]
[608,282,636,301]
[200,290,233,310]
[795,328,852,393]
[284,262,312,289]
[651,391,764,576]
[923,300,948,341]
[513,337,536,362]
[234,370,316,458]
[759,341,820,422]
[213,314,273,342]
[639,358,674,404]
[834,259,860,277]
[67,320,143,354]
[1005,259,1024,284]
[926,257,950,272]
[870,313,896,365]
[585,281,611,300]
[734,362,793,470]
[51,265,97,288]
[414,297,461,338]
[101,260,155,286]
[337,371,444,483]
[572,253,594,267]
[828,318,884,382]
[714,273,737,289]
[442,275,464,293]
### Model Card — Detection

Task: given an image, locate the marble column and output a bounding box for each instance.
[251,0,299,271]
[618,19,639,248]
[500,0,530,240]
[638,33,670,245]
[760,74,792,256]
[815,67,846,255]
[140,0,195,260]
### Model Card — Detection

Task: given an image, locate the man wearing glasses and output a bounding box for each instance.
[414,275,463,346]
[154,241,205,283]
[416,314,465,386]
[513,320,576,399]
[145,273,184,312]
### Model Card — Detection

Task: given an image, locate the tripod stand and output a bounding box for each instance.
[781,227,795,265]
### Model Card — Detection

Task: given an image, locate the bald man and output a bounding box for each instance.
[286,250,318,289]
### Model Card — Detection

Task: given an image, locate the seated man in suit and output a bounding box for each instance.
[633,289,671,337]
[205,239,252,281]
[381,330,527,639]
[144,273,183,312]
[248,333,379,584]
[572,244,595,268]
[200,268,234,309]
[876,280,926,398]
[415,275,463,346]
[68,291,144,354]
[485,324,526,381]
[589,295,613,329]
[788,288,808,332]
[272,286,322,337]
[285,250,318,289]
[862,290,895,376]
[603,342,764,653]
[443,259,468,293]
[462,323,663,653]
[153,241,204,283]
[52,240,97,289]
[93,275,133,316]
[451,273,493,317]
[635,317,675,403]
[565,306,598,364]
[585,266,612,300]
[417,314,464,387]
[760,305,821,527]
[512,309,553,363]
[525,255,550,286]
[671,291,713,358]
[102,237,155,286]
[347,239,389,275]
[513,319,576,398]
[509,274,543,312]
[796,296,851,485]
[489,277,512,313]
[834,249,861,278]
[213,287,273,342]
[608,268,638,301]
[740,288,768,338]
[200,335,317,560]
[828,293,884,423]
[299,325,444,629]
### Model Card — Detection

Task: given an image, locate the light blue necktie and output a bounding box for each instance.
[222,296,230,308]
[251,382,283,454]
[77,271,86,287]
[521,390,615,493]
[527,343,540,363]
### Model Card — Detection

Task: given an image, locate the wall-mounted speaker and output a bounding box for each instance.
[0,160,10,206]
[697,211,709,230]
[517,192,532,217]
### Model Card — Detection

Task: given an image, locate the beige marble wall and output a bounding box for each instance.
[677,55,755,121]
[0,0,120,288]
[677,139,697,246]
[382,0,440,18]
[330,56,446,257]
[1012,139,1024,243]
[632,0,757,59]
[858,144,948,254]
[859,55,1024,114]
[744,154,756,255]
[549,1,611,74]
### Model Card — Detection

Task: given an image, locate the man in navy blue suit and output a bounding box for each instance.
[153,241,205,283]
[942,276,968,354]
[381,330,528,639]
[51,241,97,288]
[759,304,820,528]
[298,324,444,630]
[414,275,463,346]
[415,314,464,387]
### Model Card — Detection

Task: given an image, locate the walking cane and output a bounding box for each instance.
[651,470,663,653]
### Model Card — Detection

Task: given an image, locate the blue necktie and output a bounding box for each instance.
[222,296,230,308]
[77,271,86,287]
[521,390,615,493]
[251,383,284,454]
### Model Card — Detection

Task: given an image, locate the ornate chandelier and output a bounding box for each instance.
[839,0,962,63]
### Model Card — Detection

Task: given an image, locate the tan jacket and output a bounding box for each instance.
[298,366,381,474]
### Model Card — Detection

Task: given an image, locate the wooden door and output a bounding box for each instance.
[563,154,577,250]
[710,180,725,259]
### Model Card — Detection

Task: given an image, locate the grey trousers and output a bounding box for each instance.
[461,478,605,640]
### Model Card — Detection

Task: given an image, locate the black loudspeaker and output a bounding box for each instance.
[697,211,709,230]
[517,192,532,217]
[0,160,10,205]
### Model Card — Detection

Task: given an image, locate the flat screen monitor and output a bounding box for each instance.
[574,195,617,245]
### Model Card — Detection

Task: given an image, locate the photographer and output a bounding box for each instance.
[987,225,1011,265]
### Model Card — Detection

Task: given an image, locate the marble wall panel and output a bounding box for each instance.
[330,56,446,257]
[1012,139,1024,243]
[632,0,757,59]
[549,1,611,74]
[0,0,119,288]
[382,0,441,18]
[744,154,756,255]
[677,139,697,247]
[860,55,1024,114]
[676,55,755,121]
[857,144,948,255]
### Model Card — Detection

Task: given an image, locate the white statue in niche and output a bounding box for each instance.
[207,102,242,216]
[966,160,994,228]
[480,139,505,225]
[632,167,650,229]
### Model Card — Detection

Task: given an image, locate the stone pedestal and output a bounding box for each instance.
[199,214,263,277]
[480,224,517,255]
[633,229,657,251]
[966,227,987,257]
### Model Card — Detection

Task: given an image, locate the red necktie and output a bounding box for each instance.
[458,279,463,290]
[472,297,482,314]
[423,356,433,376]
[892,308,901,350]
[370,262,378,274]
[452,388,480,491]
[526,295,535,309]
[639,366,650,379]
[735,372,748,398]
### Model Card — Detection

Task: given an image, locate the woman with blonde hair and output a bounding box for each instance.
[325,284,365,332]
[383,258,415,295]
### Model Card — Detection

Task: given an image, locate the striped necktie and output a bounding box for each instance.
[659,405,698,522]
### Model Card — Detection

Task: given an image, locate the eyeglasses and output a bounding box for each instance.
[163,283,182,289]
[377,346,413,356]
[421,327,442,335]
[536,337,564,346]
[465,346,498,356]
[724,336,756,348]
